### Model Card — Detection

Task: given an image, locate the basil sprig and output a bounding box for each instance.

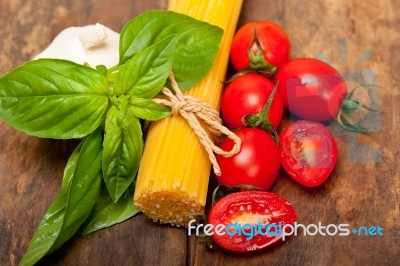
[20,129,103,266]
[0,10,222,265]
[120,10,223,90]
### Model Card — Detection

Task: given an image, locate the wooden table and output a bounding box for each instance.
[1,0,398,265]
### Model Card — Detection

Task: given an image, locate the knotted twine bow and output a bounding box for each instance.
[153,73,241,176]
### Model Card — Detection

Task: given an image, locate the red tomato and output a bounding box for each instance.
[274,58,347,121]
[208,191,297,252]
[230,21,290,73]
[216,128,280,190]
[221,72,284,130]
[279,120,338,187]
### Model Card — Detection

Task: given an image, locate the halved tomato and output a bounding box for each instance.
[208,191,296,252]
[279,120,338,187]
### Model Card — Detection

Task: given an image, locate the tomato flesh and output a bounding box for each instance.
[274,58,347,121]
[208,191,296,252]
[216,128,280,190]
[279,120,338,187]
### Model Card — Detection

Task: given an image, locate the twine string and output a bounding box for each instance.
[153,73,241,176]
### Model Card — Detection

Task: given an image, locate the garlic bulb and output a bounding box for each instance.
[34,23,120,68]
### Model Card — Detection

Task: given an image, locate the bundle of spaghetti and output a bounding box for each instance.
[134,0,243,227]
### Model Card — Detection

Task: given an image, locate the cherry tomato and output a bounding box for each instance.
[230,21,290,73]
[221,72,284,130]
[216,128,280,190]
[274,58,347,121]
[208,191,297,252]
[279,120,338,187]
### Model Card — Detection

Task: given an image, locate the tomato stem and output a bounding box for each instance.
[244,82,279,143]
[212,184,263,206]
[336,84,380,133]
[212,185,237,205]
[225,69,255,83]
[196,234,214,250]
[183,212,207,222]
[337,110,369,133]
[247,23,277,76]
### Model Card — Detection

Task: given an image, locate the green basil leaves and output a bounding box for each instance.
[102,105,143,202]
[20,129,103,266]
[0,10,222,265]
[130,98,171,121]
[82,182,139,236]
[116,35,177,97]
[0,59,109,139]
[120,10,223,90]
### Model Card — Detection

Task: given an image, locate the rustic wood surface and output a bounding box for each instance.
[0,0,399,265]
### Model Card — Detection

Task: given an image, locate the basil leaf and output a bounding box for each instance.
[81,182,139,235]
[96,64,108,76]
[0,59,109,139]
[20,129,103,266]
[102,104,143,203]
[130,97,171,121]
[119,10,223,90]
[115,35,177,98]
[61,142,82,191]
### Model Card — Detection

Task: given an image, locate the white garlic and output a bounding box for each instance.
[78,23,108,50]
[34,23,120,68]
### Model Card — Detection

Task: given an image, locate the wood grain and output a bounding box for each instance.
[0,0,398,265]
